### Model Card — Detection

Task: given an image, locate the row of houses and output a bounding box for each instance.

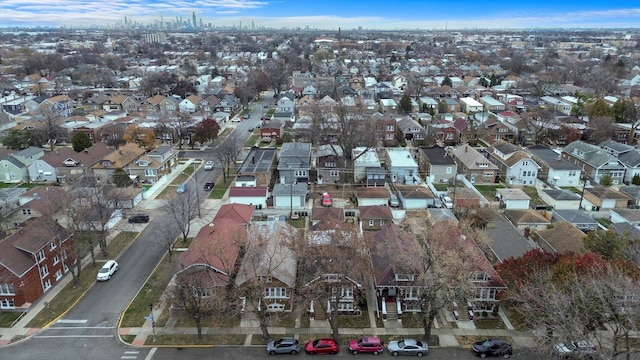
[0,143,177,185]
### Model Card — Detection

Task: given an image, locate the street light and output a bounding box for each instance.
[149,303,156,342]
[182,163,201,218]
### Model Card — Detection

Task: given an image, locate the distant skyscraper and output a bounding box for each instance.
[124,16,127,27]
[192,12,196,28]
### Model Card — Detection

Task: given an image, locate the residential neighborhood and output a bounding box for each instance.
[0,26,639,359]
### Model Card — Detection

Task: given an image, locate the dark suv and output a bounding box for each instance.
[128,214,150,223]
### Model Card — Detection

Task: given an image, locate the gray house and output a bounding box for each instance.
[315,144,344,185]
[600,140,640,184]
[552,209,599,232]
[418,146,457,184]
[488,140,539,186]
[278,142,312,184]
[527,145,581,187]
[27,159,57,182]
[562,141,625,185]
[272,183,308,211]
[0,146,45,183]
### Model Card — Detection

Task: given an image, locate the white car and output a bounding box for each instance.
[204,160,214,171]
[553,340,597,358]
[96,260,118,281]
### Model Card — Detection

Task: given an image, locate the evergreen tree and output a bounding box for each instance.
[71,132,92,152]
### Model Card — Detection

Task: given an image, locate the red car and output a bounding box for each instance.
[321,192,333,207]
[305,338,339,355]
[348,336,383,355]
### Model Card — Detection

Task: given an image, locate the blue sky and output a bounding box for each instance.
[2,0,640,29]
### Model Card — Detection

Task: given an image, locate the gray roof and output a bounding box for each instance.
[238,148,277,174]
[553,209,598,225]
[527,145,582,171]
[619,185,640,199]
[316,144,343,158]
[485,208,539,262]
[542,189,581,201]
[420,146,456,166]
[493,141,519,156]
[600,139,633,154]
[563,141,621,168]
[611,208,640,223]
[278,142,311,170]
[618,150,640,167]
[272,183,308,196]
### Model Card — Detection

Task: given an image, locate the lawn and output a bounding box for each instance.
[0,311,24,328]
[521,186,545,206]
[96,231,139,261]
[474,184,505,200]
[146,334,245,346]
[337,311,371,328]
[287,217,306,228]
[433,183,449,191]
[400,313,422,328]
[244,134,259,147]
[473,317,507,330]
[208,170,236,199]
[596,218,611,229]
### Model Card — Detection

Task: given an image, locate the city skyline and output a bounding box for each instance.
[2,0,640,30]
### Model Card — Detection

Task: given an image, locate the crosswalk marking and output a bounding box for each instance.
[56,319,88,324]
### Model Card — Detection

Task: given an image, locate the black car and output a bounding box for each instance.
[472,339,513,358]
[203,182,214,191]
[128,214,150,223]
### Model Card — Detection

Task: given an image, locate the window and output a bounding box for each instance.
[395,274,415,282]
[294,170,307,177]
[55,269,63,280]
[258,276,272,283]
[330,170,339,177]
[472,272,488,282]
[379,220,385,225]
[446,167,452,174]
[338,302,354,311]
[40,265,49,277]
[44,279,52,291]
[324,274,340,282]
[53,255,60,265]
[22,209,32,215]
[404,287,419,300]
[386,125,394,131]
[386,134,394,140]
[368,220,374,226]
[267,303,285,311]
[145,169,157,176]
[193,287,211,297]
[264,287,287,298]
[62,249,68,259]
[0,283,15,295]
[49,242,56,250]
[37,250,45,263]
[0,299,15,309]
[325,162,336,168]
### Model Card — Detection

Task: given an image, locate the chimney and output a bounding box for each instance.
[252,156,255,164]
[465,145,468,153]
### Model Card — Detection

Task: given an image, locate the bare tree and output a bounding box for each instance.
[35,109,64,151]
[300,223,369,342]
[521,109,557,145]
[158,112,193,150]
[213,134,244,183]
[264,60,289,97]
[235,222,299,341]
[162,189,199,243]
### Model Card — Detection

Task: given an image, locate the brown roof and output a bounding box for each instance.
[144,95,166,106]
[504,209,551,225]
[311,207,345,230]
[356,187,389,198]
[359,205,393,219]
[535,222,587,253]
[586,187,634,201]
[397,186,436,199]
[91,142,146,170]
[368,224,421,286]
[19,186,70,215]
[0,218,71,277]
[40,143,113,168]
[107,94,128,105]
[229,186,268,197]
[215,203,254,224]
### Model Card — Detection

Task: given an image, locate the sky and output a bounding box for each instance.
[2,0,640,30]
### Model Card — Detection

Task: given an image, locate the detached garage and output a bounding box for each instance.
[229,186,268,209]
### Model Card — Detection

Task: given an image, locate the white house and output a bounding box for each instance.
[353,147,381,183]
[27,159,57,182]
[385,148,420,184]
[459,97,484,113]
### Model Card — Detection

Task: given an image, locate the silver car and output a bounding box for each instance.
[204,160,214,170]
[266,338,301,355]
[387,338,428,357]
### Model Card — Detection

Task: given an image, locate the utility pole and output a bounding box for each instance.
[149,303,156,342]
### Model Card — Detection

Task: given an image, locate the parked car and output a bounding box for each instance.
[248,127,254,132]
[472,339,513,358]
[553,340,597,359]
[96,260,118,281]
[348,336,383,355]
[128,213,149,223]
[321,192,332,207]
[305,338,339,355]
[204,160,214,170]
[232,116,243,122]
[441,195,454,209]
[203,182,214,191]
[389,194,400,207]
[387,338,428,357]
[266,338,301,355]
[177,183,187,193]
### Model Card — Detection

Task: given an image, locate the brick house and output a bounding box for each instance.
[0,218,75,310]
[359,205,393,231]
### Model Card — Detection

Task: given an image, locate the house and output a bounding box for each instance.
[562,141,625,185]
[139,95,165,113]
[368,223,423,316]
[276,93,295,113]
[126,145,176,184]
[353,147,381,183]
[311,207,345,230]
[214,95,240,115]
[316,145,344,185]
[40,95,74,117]
[102,95,139,114]
[396,117,426,141]
[479,97,506,112]
[91,143,146,184]
[356,187,390,207]
[32,143,113,184]
[396,185,438,209]
[159,96,180,113]
[539,189,582,210]
[488,140,539,186]
[379,98,397,114]
[600,140,640,184]
[459,97,484,113]
[386,148,420,184]
[552,210,599,232]
[260,120,284,142]
[272,183,308,212]
[237,147,277,187]
[496,188,531,210]
[359,205,393,231]
[527,145,581,187]
[610,208,640,226]
[228,186,269,209]
[418,146,457,184]
[619,185,640,208]
[0,146,45,183]
[370,112,397,144]
[535,222,587,254]
[235,219,298,312]
[582,187,634,210]
[0,218,75,309]
[277,142,312,184]
[504,209,552,230]
[177,204,253,292]
[450,145,498,184]
[179,95,200,113]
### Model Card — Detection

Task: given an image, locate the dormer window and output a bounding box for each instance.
[395,274,415,282]
[478,162,488,168]
[102,160,111,167]
[472,272,489,283]
[137,160,149,167]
